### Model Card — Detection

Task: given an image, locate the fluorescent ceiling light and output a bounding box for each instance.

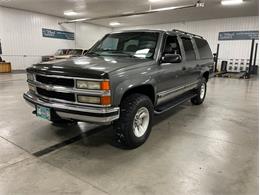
[221,0,243,6]
[153,6,178,11]
[72,18,89,22]
[149,0,163,2]
[64,10,78,16]
[109,22,121,26]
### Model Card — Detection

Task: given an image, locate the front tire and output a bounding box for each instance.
[191,78,207,105]
[114,93,154,149]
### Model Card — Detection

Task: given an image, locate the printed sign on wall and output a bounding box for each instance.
[219,31,259,41]
[42,28,75,40]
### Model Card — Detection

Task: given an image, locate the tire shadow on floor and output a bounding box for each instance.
[80,104,188,150]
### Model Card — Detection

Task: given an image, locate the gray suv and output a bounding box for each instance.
[24,29,214,148]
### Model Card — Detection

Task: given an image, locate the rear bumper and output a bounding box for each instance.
[23,92,120,124]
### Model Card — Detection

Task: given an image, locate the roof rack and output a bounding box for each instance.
[172,29,203,39]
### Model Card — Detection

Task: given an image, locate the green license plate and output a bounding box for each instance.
[36,105,51,120]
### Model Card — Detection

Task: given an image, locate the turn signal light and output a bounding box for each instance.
[101,81,110,90]
[101,96,111,105]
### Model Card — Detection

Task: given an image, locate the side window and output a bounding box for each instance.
[194,38,212,59]
[163,36,181,55]
[181,38,196,61]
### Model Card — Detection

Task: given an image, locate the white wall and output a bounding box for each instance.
[0,6,111,70]
[75,22,111,49]
[0,6,258,70]
[115,16,259,68]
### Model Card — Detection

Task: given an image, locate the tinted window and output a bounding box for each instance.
[181,38,196,61]
[194,38,212,59]
[163,36,181,56]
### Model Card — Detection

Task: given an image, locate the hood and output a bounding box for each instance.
[27,56,152,79]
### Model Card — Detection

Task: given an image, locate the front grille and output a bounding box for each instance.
[37,88,75,102]
[36,75,74,87]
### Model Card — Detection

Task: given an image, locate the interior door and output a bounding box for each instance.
[156,35,186,105]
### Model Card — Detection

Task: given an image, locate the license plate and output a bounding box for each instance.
[36,105,51,120]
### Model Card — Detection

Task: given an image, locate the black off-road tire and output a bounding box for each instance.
[113,93,154,149]
[191,77,207,105]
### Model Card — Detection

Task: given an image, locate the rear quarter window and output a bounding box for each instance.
[194,38,213,59]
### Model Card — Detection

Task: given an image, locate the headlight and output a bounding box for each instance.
[27,73,34,81]
[76,80,110,90]
[77,95,111,105]
[77,95,101,104]
[76,80,100,90]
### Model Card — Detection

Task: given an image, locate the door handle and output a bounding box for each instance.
[182,67,186,71]
[196,64,200,67]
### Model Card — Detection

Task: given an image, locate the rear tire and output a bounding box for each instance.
[191,77,207,105]
[113,93,154,149]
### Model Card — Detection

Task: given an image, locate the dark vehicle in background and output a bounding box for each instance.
[42,49,88,62]
[24,29,214,149]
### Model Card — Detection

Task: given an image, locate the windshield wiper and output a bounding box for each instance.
[108,51,138,58]
[87,50,139,58]
[85,52,100,56]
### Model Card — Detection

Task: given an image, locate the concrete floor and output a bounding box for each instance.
[0,73,258,195]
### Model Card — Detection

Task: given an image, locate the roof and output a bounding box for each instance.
[112,29,204,39]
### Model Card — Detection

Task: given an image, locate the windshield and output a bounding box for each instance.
[67,49,83,56]
[88,32,159,59]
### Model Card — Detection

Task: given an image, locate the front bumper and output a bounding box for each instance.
[23,92,120,124]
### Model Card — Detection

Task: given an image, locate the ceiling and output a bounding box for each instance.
[0,0,258,27]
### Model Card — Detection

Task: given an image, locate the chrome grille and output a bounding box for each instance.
[36,74,74,87]
[28,73,110,107]
[36,87,75,102]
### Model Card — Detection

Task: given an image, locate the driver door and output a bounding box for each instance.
[156,35,186,105]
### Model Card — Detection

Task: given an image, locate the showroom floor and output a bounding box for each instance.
[0,73,258,195]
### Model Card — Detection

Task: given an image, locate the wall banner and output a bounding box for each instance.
[42,28,75,40]
[218,31,259,41]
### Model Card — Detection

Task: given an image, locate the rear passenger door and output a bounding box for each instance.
[193,37,214,75]
[180,37,200,89]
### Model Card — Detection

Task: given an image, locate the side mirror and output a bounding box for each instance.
[161,54,182,63]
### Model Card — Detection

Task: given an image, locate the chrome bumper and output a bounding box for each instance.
[23,92,120,124]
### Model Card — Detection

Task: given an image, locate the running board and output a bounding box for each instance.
[154,93,197,115]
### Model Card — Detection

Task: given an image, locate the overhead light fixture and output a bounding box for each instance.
[109,22,121,26]
[149,0,163,2]
[64,10,78,16]
[221,0,243,6]
[73,18,89,22]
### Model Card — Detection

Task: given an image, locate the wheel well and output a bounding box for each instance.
[121,85,155,105]
[203,71,209,82]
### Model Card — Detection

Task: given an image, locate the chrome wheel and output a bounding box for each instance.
[200,83,206,99]
[133,107,150,138]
